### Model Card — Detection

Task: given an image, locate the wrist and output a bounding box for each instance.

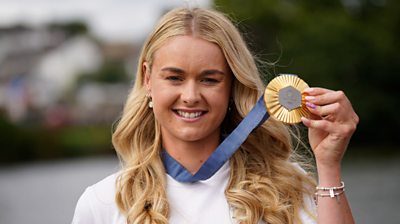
[316,162,342,186]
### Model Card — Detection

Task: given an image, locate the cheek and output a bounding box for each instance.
[206,90,230,113]
[151,89,175,116]
[150,79,171,104]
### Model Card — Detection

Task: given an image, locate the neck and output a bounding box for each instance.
[162,136,220,175]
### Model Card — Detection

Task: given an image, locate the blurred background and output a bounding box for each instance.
[0,0,399,223]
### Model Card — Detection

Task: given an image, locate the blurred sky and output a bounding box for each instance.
[0,0,211,43]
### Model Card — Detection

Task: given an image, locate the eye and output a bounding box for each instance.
[166,76,183,82]
[201,78,220,84]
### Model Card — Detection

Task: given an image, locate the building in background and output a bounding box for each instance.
[0,24,137,127]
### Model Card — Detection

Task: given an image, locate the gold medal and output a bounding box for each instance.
[264,74,310,124]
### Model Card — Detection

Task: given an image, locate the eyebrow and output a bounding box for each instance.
[161,67,226,76]
[161,67,185,75]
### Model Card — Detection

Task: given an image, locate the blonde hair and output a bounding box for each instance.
[112,7,316,224]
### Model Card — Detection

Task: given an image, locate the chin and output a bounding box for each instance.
[178,129,220,143]
[177,133,205,142]
[162,126,220,144]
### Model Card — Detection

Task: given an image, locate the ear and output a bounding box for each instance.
[143,62,151,92]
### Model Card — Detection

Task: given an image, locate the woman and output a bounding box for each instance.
[72,7,358,224]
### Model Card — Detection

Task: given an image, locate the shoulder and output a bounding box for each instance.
[72,173,125,224]
[82,172,118,205]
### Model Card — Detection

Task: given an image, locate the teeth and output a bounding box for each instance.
[177,111,202,119]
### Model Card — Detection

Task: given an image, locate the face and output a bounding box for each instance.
[144,35,232,147]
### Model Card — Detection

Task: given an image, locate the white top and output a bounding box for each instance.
[72,163,316,224]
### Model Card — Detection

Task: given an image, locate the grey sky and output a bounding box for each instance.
[0,0,212,43]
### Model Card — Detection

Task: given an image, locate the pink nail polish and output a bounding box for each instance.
[305,96,315,101]
[306,102,316,109]
[303,88,314,93]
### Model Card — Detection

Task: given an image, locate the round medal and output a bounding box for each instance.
[264,74,310,124]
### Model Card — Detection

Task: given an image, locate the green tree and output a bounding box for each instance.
[76,60,129,85]
[215,0,400,146]
[47,20,89,37]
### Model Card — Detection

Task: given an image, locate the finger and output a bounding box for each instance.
[302,116,357,147]
[303,87,333,96]
[305,90,348,106]
[301,116,335,133]
[306,102,340,118]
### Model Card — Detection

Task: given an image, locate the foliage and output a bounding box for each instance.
[0,116,113,164]
[215,0,400,145]
[47,20,89,37]
[76,60,129,86]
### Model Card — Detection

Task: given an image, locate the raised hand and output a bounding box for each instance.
[301,88,359,168]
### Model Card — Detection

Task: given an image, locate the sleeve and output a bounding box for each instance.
[71,187,98,224]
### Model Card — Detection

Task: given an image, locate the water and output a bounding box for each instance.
[0,156,120,224]
[0,155,399,224]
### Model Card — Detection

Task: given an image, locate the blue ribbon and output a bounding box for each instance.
[161,94,270,182]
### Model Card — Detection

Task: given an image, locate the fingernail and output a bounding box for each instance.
[305,96,315,101]
[306,102,316,109]
[303,88,314,93]
[301,117,309,124]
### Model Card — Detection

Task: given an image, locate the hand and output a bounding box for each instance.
[301,88,359,168]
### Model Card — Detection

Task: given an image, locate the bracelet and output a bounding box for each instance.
[314,189,345,205]
[314,181,345,205]
[314,189,345,198]
[316,181,345,198]
[316,181,345,191]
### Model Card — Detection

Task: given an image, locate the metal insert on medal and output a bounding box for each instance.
[264,74,311,124]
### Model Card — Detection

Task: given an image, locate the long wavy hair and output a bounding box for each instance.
[112,7,316,224]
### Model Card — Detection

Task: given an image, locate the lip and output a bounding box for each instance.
[173,108,207,121]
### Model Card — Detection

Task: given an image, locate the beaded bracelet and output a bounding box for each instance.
[315,181,344,198]
[315,189,345,198]
[314,189,345,204]
[316,181,345,191]
[314,181,346,205]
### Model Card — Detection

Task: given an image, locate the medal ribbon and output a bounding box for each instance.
[162,94,270,182]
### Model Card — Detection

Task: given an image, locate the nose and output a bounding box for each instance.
[181,81,201,105]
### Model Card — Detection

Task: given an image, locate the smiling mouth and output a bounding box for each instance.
[175,110,205,119]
